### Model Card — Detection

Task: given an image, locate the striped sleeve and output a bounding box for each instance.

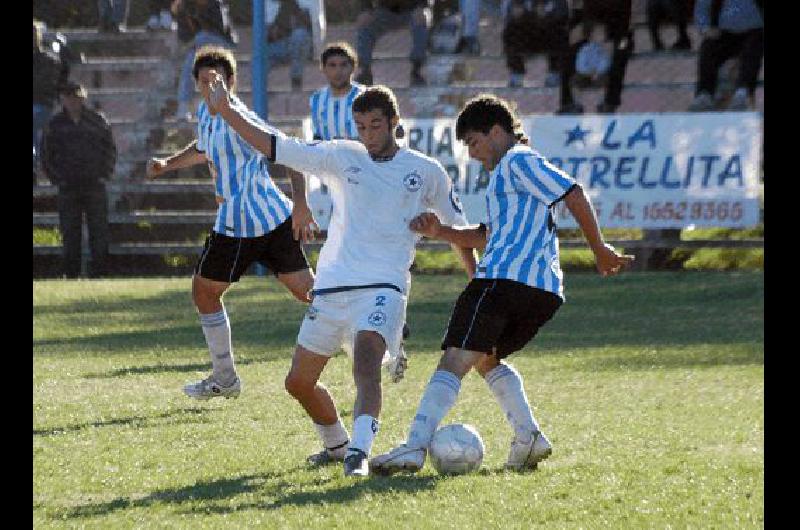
[510,153,576,206]
[309,90,322,139]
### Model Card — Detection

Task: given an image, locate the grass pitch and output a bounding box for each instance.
[34,272,763,528]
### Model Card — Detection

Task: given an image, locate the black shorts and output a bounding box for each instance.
[194,217,310,283]
[441,278,562,359]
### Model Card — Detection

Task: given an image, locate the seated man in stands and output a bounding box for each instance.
[173,0,238,120]
[688,0,763,112]
[501,0,582,114]
[354,0,433,86]
[265,0,315,90]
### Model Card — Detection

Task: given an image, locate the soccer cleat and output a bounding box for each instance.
[343,448,370,477]
[183,374,241,400]
[370,444,426,475]
[505,430,552,471]
[307,441,348,466]
[385,345,408,383]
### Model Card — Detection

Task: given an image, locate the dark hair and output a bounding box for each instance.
[456,94,528,144]
[352,85,399,121]
[320,41,358,68]
[192,45,237,83]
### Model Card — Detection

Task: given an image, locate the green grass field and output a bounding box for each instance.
[33,272,763,528]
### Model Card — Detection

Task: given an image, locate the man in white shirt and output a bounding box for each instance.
[204,78,477,477]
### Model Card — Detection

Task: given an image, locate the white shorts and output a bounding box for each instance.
[297,287,407,358]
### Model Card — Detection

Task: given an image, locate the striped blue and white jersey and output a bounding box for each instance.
[196,96,292,238]
[309,83,365,140]
[475,144,577,300]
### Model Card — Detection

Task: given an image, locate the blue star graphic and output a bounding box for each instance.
[565,124,591,147]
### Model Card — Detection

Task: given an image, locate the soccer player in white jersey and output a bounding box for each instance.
[204,78,477,477]
[146,47,318,401]
[306,42,410,384]
[371,94,635,474]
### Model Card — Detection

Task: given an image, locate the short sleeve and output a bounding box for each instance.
[425,162,469,227]
[509,152,576,206]
[274,135,340,177]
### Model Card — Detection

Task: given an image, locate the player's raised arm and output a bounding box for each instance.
[563,184,635,276]
[146,140,206,179]
[205,73,276,159]
[206,72,337,177]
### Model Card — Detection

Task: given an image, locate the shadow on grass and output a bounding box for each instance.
[61,469,437,519]
[33,407,209,437]
[82,358,262,379]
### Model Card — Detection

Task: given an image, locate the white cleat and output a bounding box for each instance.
[505,430,552,471]
[369,444,426,475]
[183,375,241,400]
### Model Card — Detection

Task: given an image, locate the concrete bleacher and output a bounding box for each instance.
[33,15,764,277]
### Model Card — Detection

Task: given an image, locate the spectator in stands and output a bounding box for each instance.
[266,0,315,90]
[173,0,238,120]
[354,0,433,86]
[688,0,763,111]
[33,19,69,185]
[41,82,116,278]
[147,0,177,30]
[501,1,582,114]
[97,0,129,33]
[568,0,635,113]
[647,0,692,51]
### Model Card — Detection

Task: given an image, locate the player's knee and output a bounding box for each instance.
[284,372,314,399]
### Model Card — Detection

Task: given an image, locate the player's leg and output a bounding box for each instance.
[284,344,350,465]
[184,232,255,399]
[344,330,386,477]
[292,293,351,464]
[343,288,407,476]
[371,279,505,474]
[474,286,563,470]
[277,269,314,303]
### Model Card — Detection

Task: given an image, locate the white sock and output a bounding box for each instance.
[485,363,539,443]
[314,419,350,456]
[407,370,461,450]
[349,414,379,456]
[199,308,236,386]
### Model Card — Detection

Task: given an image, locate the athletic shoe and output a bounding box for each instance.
[307,445,347,466]
[505,430,552,471]
[370,444,426,475]
[343,449,369,477]
[183,374,241,400]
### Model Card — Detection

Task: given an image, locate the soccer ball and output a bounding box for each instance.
[429,423,485,475]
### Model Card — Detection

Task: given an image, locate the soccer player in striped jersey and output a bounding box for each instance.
[204,77,477,477]
[371,94,635,474]
[146,46,318,401]
[309,42,365,142]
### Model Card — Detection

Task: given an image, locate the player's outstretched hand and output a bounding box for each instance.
[291,203,320,243]
[409,212,442,239]
[594,243,635,277]
[146,158,167,179]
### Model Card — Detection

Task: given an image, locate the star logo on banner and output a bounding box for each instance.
[565,124,591,147]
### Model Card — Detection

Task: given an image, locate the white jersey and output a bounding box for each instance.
[274,135,468,292]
